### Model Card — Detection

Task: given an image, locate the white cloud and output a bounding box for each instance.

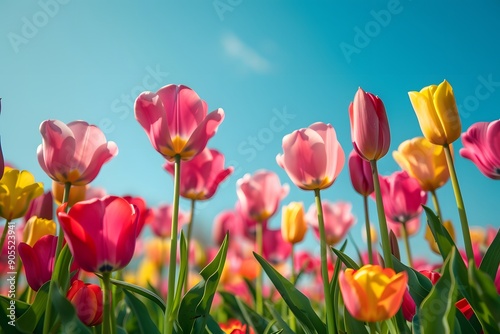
[221,33,271,74]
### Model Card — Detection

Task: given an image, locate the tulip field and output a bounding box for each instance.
[0,79,498,334]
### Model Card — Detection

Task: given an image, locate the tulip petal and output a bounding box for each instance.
[38,120,76,179]
[183,108,225,160]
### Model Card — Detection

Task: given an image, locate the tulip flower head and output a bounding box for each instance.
[339,264,408,322]
[24,190,53,222]
[349,88,391,161]
[149,203,189,238]
[66,280,103,327]
[460,120,500,179]
[306,201,356,246]
[57,196,138,273]
[220,319,255,334]
[134,84,224,161]
[23,216,56,247]
[393,137,450,191]
[408,80,461,146]
[348,150,374,196]
[262,227,292,264]
[164,148,233,200]
[276,122,345,190]
[281,201,307,244]
[37,120,118,186]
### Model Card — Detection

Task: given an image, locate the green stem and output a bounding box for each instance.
[183,199,196,294]
[443,144,475,266]
[369,160,393,269]
[26,287,34,304]
[0,219,10,256]
[43,182,71,334]
[369,321,378,334]
[289,245,297,332]
[314,189,336,334]
[102,272,115,334]
[401,222,413,268]
[164,155,181,334]
[363,195,373,264]
[430,189,443,223]
[255,220,264,315]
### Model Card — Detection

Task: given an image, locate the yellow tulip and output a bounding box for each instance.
[408,80,461,145]
[425,220,456,254]
[52,181,87,206]
[0,169,44,220]
[281,202,307,244]
[23,216,56,247]
[339,265,408,322]
[393,137,450,191]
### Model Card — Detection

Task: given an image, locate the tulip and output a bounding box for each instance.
[57,196,138,273]
[66,280,103,327]
[262,227,292,265]
[306,201,356,246]
[37,120,118,185]
[460,120,500,179]
[220,319,255,334]
[393,137,450,191]
[281,202,307,244]
[402,289,416,321]
[134,84,224,161]
[164,148,233,200]
[52,180,87,206]
[387,216,421,238]
[349,87,390,161]
[339,265,408,322]
[276,122,345,190]
[149,203,189,238]
[23,216,56,247]
[123,195,153,237]
[348,150,374,196]
[213,209,245,245]
[24,190,53,222]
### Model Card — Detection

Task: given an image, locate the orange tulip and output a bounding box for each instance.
[339,264,408,322]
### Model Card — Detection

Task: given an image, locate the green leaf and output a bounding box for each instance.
[479,228,500,281]
[254,252,326,334]
[0,296,31,334]
[331,247,360,270]
[417,248,458,334]
[331,240,347,333]
[50,284,92,334]
[265,301,294,334]
[123,289,161,334]
[467,264,500,334]
[15,282,50,333]
[53,245,74,291]
[205,314,225,334]
[219,291,269,333]
[177,233,229,333]
[343,305,368,334]
[393,256,433,308]
[173,231,188,315]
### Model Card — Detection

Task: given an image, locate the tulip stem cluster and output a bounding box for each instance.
[164,154,182,334]
[314,189,336,334]
[443,144,475,266]
[369,161,394,269]
[255,220,264,315]
[363,195,373,264]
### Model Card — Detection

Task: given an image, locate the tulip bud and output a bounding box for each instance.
[66,280,103,327]
[281,202,307,244]
[348,150,374,196]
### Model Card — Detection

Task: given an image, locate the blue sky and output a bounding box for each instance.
[1,0,499,264]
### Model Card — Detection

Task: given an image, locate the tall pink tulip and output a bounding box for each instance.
[460,120,500,180]
[164,148,233,200]
[306,201,356,246]
[349,87,390,161]
[213,209,244,245]
[57,196,138,273]
[134,84,224,161]
[37,120,118,186]
[276,122,344,190]
[149,203,189,239]
[262,227,292,265]
[348,150,374,196]
[236,170,289,222]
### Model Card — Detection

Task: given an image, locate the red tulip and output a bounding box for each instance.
[134,84,224,161]
[236,170,289,222]
[66,279,103,327]
[348,150,374,196]
[122,195,153,237]
[306,201,356,246]
[164,148,233,200]
[57,196,138,273]
[37,120,118,186]
[276,122,345,190]
[460,120,500,179]
[149,203,189,238]
[349,87,391,161]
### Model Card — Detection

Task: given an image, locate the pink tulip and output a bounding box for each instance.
[349,87,390,161]
[306,201,356,246]
[402,289,416,321]
[149,203,189,238]
[24,190,53,222]
[164,148,233,200]
[294,250,317,274]
[213,209,244,245]
[37,120,118,186]
[57,196,138,273]
[348,150,374,196]
[134,84,224,161]
[123,195,153,237]
[276,122,345,190]
[460,120,500,179]
[374,171,428,225]
[387,216,421,238]
[262,227,292,264]
[236,170,289,222]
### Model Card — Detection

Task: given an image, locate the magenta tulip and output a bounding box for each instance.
[123,195,153,237]
[460,120,500,179]
[24,190,53,222]
[306,201,356,246]
[149,203,189,238]
[348,150,374,196]
[213,209,245,245]
[276,122,345,190]
[37,120,118,186]
[262,227,292,264]
[164,148,233,200]
[134,84,224,161]
[387,216,421,238]
[349,88,390,161]
[57,196,138,273]
[236,170,289,222]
